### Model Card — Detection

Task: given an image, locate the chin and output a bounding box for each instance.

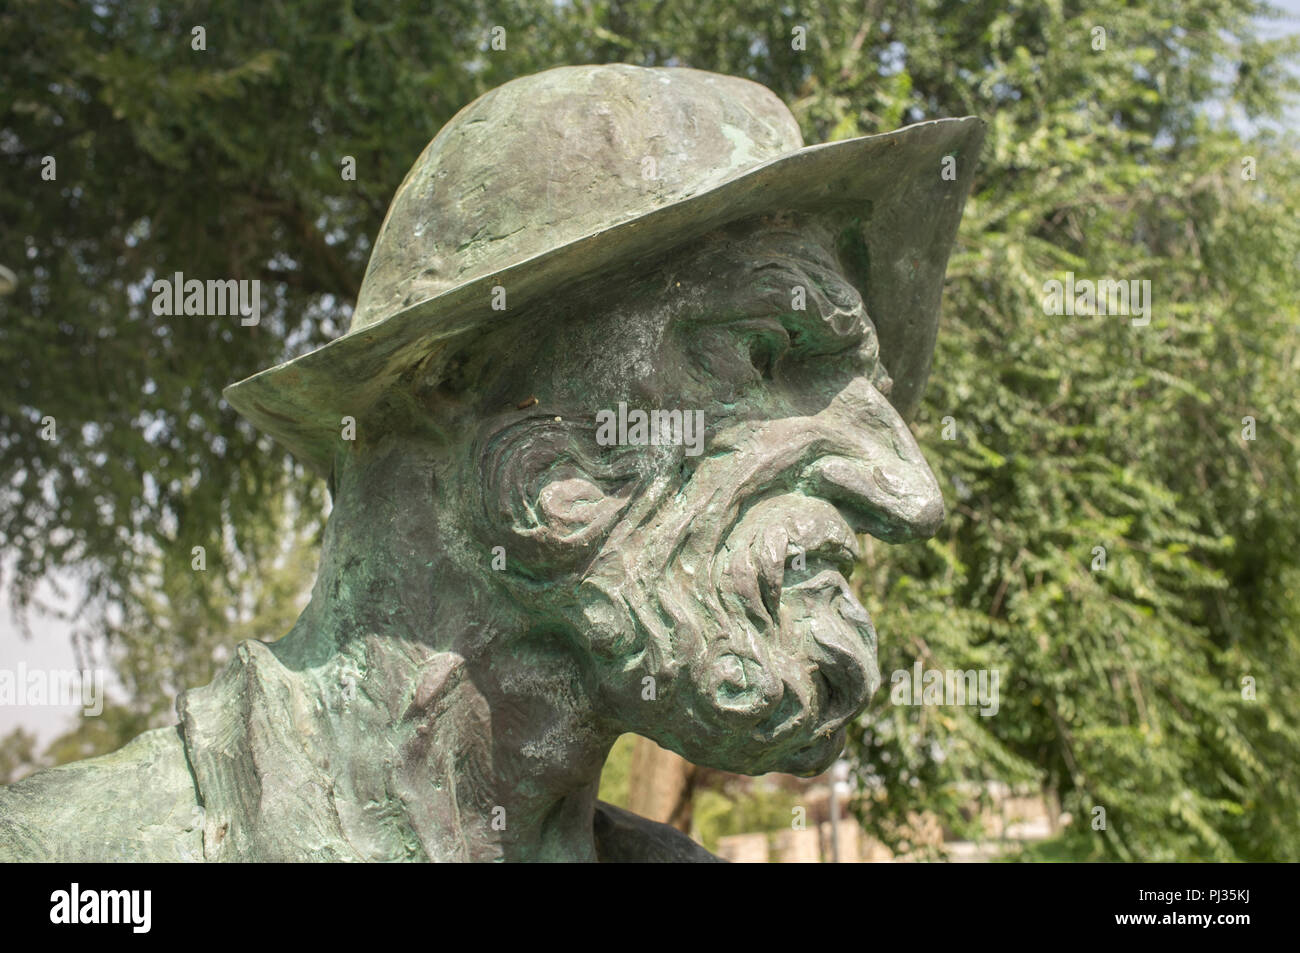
[779,730,850,777]
[677,714,853,778]
[756,726,850,777]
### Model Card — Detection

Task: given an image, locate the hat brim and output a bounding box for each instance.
[224,116,984,478]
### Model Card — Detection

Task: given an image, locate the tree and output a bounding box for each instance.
[2,0,1297,859]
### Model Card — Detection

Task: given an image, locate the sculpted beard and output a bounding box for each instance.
[574,434,881,777]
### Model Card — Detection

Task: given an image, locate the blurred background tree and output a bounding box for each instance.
[2,0,1297,858]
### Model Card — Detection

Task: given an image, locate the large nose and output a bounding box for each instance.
[798,377,945,543]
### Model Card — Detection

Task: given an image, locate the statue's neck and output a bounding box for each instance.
[179,591,615,862]
[326,622,616,863]
[179,446,618,860]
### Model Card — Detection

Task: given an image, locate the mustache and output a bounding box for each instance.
[706,494,877,740]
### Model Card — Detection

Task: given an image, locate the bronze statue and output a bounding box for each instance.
[0,64,981,862]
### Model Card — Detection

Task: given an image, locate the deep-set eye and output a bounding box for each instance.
[747,336,783,379]
[731,317,790,380]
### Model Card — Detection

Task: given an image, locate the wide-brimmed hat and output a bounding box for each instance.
[224,64,983,478]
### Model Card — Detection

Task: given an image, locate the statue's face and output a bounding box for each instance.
[473,219,944,777]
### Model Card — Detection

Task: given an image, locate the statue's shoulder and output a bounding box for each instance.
[0,725,203,862]
[592,801,725,863]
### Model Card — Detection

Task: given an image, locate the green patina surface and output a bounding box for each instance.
[0,65,978,862]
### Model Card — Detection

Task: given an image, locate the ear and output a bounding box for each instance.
[477,417,634,575]
[515,473,628,567]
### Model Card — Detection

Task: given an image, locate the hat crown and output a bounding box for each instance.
[350,64,804,332]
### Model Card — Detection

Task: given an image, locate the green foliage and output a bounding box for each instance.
[838,2,1300,860]
[0,727,41,785]
[692,783,804,856]
[598,734,805,855]
[596,733,635,807]
[2,0,1297,859]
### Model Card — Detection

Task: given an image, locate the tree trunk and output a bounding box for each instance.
[626,736,697,832]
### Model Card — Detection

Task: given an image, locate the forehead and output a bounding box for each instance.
[452,217,871,407]
[667,219,868,324]
[570,220,862,337]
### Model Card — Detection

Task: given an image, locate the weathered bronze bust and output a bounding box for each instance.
[0,65,981,862]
